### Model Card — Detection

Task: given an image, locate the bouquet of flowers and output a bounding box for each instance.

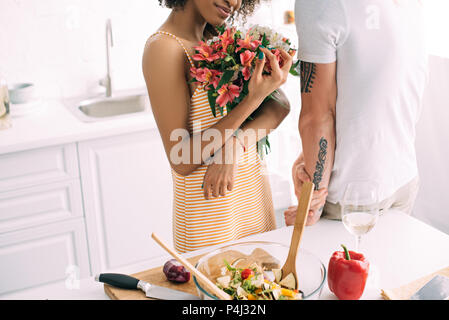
[190,25,300,158]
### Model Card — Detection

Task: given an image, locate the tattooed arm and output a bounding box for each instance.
[297,61,337,225]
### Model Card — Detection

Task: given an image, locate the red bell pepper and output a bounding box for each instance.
[328,244,369,300]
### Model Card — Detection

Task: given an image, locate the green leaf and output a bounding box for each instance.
[216,25,226,34]
[289,59,301,76]
[216,69,235,91]
[242,80,249,96]
[224,259,236,272]
[262,33,270,47]
[207,89,217,118]
[257,136,271,159]
[257,141,263,159]
[267,90,289,109]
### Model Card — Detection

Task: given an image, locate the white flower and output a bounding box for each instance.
[207,36,221,46]
[247,24,292,50]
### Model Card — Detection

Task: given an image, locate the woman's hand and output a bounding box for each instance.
[203,137,244,200]
[247,47,293,104]
[284,154,328,226]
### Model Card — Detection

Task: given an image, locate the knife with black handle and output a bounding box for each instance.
[96,273,200,300]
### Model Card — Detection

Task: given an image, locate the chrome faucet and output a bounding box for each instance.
[99,19,113,97]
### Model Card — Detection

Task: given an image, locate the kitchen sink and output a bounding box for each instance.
[66,90,151,122]
[66,20,152,123]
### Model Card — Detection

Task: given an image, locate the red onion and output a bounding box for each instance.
[163,259,191,283]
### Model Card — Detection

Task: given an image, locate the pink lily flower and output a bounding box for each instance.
[216,83,240,107]
[219,28,235,52]
[210,72,222,89]
[236,33,261,52]
[240,50,256,67]
[190,67,222,88]
[190,67,210,83]
[264,48,283,73]
[242,67,252,81]
[193,41,221,62]
[240,50,256,81]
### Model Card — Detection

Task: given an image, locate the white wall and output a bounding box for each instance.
[0,0,298,101]
[424,0,449,59]
[0,0,171,99]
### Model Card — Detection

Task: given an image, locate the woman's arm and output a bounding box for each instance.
[202,90,290,200]
[143,38,292,176]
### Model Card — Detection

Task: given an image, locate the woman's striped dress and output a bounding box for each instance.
[154,31,276,253]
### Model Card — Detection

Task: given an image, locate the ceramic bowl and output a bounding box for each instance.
[8,83,35,104]
[193,241,326,300]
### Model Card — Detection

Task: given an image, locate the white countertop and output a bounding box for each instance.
[0,94,158,155]
[2,210,449,300]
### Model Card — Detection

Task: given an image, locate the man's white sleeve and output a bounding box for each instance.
[295,0,348,64]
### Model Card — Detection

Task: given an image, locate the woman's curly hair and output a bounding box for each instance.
[158,0,261,18]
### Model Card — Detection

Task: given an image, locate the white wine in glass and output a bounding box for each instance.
[342,181,380,251]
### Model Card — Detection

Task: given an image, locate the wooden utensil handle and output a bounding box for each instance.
[151,233,232,300]
[285,181,314,265]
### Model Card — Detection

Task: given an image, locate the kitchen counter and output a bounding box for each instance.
[0,94,158,155]
[2,210,449,300]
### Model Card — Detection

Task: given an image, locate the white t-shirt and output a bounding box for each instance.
[295,0,428,203]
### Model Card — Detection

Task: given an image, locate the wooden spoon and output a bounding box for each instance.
[280,181,315,290]
[151,233,232,300]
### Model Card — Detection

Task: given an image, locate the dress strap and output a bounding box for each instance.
[152,31,195,68]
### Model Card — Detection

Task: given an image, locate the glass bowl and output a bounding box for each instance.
[193,241,326,300]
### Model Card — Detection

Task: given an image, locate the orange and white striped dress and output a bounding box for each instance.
[154,31,276,253]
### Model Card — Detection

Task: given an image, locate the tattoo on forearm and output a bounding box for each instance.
[300,61,316,93]
[313,137,328,190]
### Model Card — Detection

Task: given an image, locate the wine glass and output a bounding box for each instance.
[341,181,380,252]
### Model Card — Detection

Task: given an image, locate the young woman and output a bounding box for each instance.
[143,0,293,253]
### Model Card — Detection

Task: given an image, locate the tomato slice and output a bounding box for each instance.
[241,268,254,280]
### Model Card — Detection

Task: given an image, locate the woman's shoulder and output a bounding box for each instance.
[143,32,187,71]
[144,32,185,57]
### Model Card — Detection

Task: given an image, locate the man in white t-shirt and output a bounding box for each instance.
[284,0,428,226]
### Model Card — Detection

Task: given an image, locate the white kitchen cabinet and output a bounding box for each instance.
[0,144,79,192]
[0,142,87,295]
[0,127,174,293]
[78,129,173,273]
[0,179,84,234]
[0,218,90,295]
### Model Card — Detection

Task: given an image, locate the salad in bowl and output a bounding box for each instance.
[215,259,303,300]
[194,241,326,300]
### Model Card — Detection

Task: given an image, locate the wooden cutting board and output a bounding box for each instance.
[104,247,281,300]
[104,254,205,300]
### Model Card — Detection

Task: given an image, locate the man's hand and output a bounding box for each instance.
[284,154,328,226]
